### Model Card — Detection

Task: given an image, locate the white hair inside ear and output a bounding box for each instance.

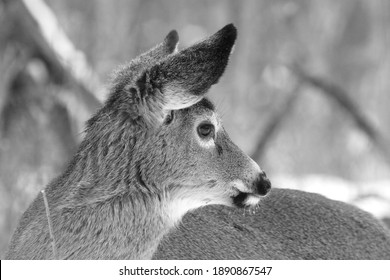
[173,42,179,53]
[163,85,203,110]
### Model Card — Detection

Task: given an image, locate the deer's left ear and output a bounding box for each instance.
[134,24,237,126]
[137,30,179,66]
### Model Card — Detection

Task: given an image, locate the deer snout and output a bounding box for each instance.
[253,171,271,196]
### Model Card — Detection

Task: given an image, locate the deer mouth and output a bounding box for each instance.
[232,190,261,208]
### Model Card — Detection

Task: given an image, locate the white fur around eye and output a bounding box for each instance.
[195,113,218,149]
[197,138,215,148]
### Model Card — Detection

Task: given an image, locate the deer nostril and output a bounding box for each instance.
[255,174,272,196]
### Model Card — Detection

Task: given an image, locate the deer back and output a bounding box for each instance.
[154,188,390,259]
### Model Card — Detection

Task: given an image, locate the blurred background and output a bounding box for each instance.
[1,0,390,257]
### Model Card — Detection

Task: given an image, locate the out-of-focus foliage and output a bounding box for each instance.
[1,0,390,257]
[45,0,390,180]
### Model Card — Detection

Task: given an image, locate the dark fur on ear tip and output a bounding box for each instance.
[207,23,237,51]
[217,23,237,43]
[164,30,179,52]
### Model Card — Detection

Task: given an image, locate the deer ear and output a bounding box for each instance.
[136,24,236,120]
[138,30,179,66]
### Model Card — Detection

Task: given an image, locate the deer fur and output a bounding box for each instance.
[6,24,270,259]
[155,188,390,259]
[6,24,390,260]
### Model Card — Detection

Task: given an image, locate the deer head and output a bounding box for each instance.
[5,24,272,260]
[69,24,271,224]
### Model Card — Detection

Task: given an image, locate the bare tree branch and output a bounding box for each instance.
[1,0,104,133]
[251,83,301,162]
[22,0,105,103]
[293,66,390,167]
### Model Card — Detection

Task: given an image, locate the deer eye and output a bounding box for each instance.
[197,122,215,139]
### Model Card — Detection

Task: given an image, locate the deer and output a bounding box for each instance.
[5,24,390,260]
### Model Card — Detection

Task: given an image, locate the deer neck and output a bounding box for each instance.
[101,185,201,259]
[121,186,201,259]
[61,188,177,259]
[53,125,191,259]
[117,190,174,259]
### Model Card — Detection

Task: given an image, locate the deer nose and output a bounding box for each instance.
[254,171,271,196]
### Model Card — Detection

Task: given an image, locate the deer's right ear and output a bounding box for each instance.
[134,24,237,125]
